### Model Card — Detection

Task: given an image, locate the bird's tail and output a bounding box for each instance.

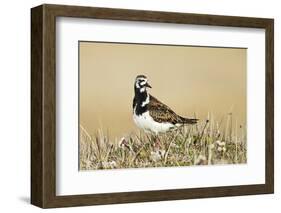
[179,116,198,124]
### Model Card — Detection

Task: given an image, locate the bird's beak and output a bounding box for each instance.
[145,82,152,88]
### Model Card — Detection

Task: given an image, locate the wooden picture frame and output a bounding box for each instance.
[31,4,274,208]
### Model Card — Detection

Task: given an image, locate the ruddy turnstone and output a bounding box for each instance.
[133,75,198,134]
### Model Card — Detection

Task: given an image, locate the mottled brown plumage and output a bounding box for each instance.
[133,75,198,134]
[147,95,198,125]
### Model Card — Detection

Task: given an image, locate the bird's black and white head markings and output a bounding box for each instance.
[133,75,198,134]
[134,75,152,93]
[133,75,152,116]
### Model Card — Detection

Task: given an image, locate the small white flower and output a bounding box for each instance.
[102,161,117,168]
[195,155,207,165]
[217,147,223,152]
[150,151,162,162]
[220,141,226,146]
[109,161,117,167]
[101,161,109,168]
[216,140,226,147]
[159,150,166,157]
[215,140,222,146]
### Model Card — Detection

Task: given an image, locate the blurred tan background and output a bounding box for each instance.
[79,42,246,141]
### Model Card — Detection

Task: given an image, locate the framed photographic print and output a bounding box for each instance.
[31,4,274,208]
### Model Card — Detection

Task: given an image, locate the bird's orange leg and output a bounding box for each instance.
[152,134,161,150]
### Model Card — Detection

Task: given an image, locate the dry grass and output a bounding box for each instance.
[79,113,247,170]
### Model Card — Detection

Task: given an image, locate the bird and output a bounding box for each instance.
[133,75,198,134]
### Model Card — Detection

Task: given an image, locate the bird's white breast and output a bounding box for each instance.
[133,111,175,134]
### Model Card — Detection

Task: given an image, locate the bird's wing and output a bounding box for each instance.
[147,95,181,124]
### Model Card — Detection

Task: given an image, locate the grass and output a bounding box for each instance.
[79,113,247,170]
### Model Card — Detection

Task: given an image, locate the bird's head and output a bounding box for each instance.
[134,75,152,93]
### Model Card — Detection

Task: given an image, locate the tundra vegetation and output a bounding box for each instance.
[80,113,246,170]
